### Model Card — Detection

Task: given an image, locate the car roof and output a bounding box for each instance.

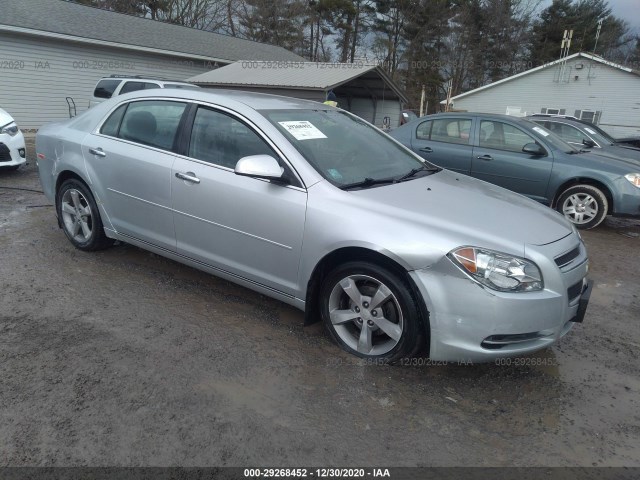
[99,75,192,83]
[402,112,534,128]
[427,112,526,120]
[525,116,594,128]
[114,88,331,111]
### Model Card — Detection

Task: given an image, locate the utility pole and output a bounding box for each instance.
[419,85,426,117]
[444,79,453,112]
[593,18,603,54]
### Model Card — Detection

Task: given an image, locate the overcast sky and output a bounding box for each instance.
[540,0,640,34]
[609,0,640,33]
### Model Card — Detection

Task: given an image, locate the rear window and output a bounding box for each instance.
[164,84,195,89]
[93,80,120,99]
[100,104,128,137]
[120,82,160,94]
[117,100,188,151]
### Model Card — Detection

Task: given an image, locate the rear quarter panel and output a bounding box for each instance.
[36,124,90,202]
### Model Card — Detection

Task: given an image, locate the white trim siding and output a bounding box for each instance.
[445,53,640,137]
[0,32,213,129]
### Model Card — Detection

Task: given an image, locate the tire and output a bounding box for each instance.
[56,178,114,251]
[556,184,608,230]
[319,261,425,362]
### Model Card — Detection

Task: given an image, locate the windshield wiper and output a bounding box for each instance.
[340,177,396,190]
[395,165,440,182]
[340,165,441,190]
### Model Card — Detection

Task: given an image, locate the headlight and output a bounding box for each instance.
[624,173,640,188]
[448,247,544,292]
[1,122,19,137]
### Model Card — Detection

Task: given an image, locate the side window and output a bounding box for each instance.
[118,100,187,151]
[100,104,128,137]
[93,80,120,99]
[549,123,589,145]
[120,81,160,94]
[164,84,192,89]
[479,121,536,153]
[416,120,432,140]
[430,118,472,145]
[189,107,276,169]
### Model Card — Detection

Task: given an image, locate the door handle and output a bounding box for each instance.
[477,154,493,161]
[88,147,106,158]
[419,147,433,153]
[175,172,200,184]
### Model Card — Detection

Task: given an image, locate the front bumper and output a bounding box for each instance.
[611,176,640,218]
[0,130,26,167]
[410,233,589,363]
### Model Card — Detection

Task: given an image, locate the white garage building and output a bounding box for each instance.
[0,0,304,129]
[188,62,409,129]
[444,53,640,137]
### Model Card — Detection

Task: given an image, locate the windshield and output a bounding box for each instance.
[523,120,579,153]
[260,109,437,187]
[581,123,615,145]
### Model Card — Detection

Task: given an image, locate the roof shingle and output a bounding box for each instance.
[0,0,305,62]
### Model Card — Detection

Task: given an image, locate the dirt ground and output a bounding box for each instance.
[1,138,639,468]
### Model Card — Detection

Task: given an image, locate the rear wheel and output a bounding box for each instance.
[56,179,114,251]
[556,184,608,230]
[320,261,424,362]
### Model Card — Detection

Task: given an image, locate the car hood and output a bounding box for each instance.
[351,170,572,248]
[588,146,640,163]
[575,148,640,169]
[615,136,640,143]
[0,107,14,127]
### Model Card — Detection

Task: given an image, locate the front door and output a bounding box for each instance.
[471,119,554,203]
[171,105,307,295]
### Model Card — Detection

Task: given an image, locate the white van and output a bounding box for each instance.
[90,75,198,107]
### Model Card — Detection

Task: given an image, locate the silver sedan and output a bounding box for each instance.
[36,89,591,362]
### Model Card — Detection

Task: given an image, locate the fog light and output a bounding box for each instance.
[18,148,25,158]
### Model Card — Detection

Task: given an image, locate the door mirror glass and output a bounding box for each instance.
[522,142,545,156]
[235,155,284,181]
[582,138,596,148]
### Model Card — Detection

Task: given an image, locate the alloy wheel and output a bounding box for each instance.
[61,188,93,243]
[327,274,403,356]
[562,193,598,225]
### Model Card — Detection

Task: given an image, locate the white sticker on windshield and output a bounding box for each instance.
[532,126,550,137]
[278,121,327,140]
[584,127,597,134]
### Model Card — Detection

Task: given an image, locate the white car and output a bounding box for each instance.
[90,76,198,108]
[0,107,26,170]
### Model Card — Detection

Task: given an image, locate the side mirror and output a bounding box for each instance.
[582,138,596,148]
[522,142,545,156]
[234,155,284,181]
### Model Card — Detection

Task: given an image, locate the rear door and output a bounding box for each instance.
[471,118,554,203]
[170,104,307,295]
[82,99,188,251]
[409,117,473,174]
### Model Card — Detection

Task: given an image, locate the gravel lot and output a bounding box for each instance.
[1,137,639,467]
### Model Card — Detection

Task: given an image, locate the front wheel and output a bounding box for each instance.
[556,184,608,230]
[319,261,425,361]
[56,179,114,251]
